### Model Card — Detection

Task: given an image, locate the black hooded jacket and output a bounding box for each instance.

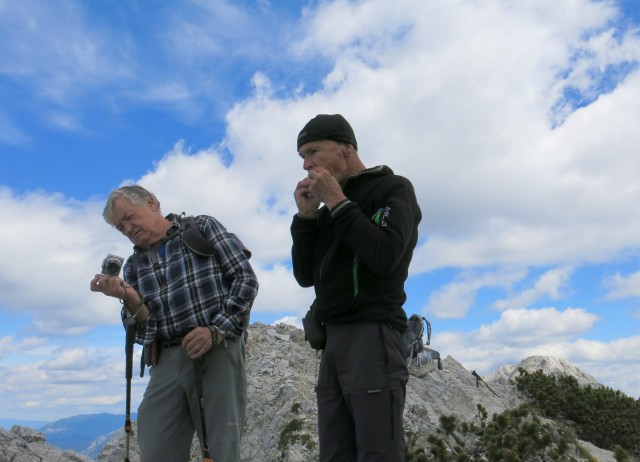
[291,165,422,331]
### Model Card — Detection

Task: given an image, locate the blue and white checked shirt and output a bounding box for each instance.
[121,214,259,345]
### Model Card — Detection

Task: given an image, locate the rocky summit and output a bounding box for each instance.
[1,322,617,462]
[0,425,93,462]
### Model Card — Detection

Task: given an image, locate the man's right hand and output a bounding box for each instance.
[294,178,321,219]
[90,274,130,300]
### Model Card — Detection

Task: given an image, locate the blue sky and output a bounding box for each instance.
[1,0,640,424]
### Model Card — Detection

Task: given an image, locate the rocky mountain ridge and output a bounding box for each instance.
[486,355,601,388]
[1,322,617,462]
[0,425,93,462]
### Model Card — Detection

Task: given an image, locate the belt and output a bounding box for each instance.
[159,337,184,349]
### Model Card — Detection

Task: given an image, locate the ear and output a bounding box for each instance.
[341,143,353,158]
[147,198,158,212]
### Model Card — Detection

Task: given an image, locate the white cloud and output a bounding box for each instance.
[494,266,574,311]
[272,316,302,329]
[221,0,640,275]
[433,309,639,398]
[0,342,148,421]
[603,270,640,299]
[475,307,598,345]
[432,306,598,367]
[423,269,526,319]
[47,348,91,370]
[0,188,130,334]
[0,336,47,359]
[0,0,132,103]
[250,264,313,317]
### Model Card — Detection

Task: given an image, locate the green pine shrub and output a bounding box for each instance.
[515,368,640,458]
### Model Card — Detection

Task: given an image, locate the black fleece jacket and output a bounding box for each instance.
[291,165,422,331]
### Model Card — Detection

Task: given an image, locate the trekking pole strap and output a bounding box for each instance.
[194,357,214,462]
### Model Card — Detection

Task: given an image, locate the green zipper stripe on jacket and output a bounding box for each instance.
[353,209,385,297]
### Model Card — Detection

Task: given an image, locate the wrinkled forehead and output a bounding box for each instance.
[111,196,141,222]
[112,195,134,210]
[298,139,339,156]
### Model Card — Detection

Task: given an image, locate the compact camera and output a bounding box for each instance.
[101,254,124,276]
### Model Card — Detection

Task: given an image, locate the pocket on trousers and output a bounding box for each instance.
[348,387,402,451]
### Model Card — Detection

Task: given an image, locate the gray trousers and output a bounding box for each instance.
[137,339,246,462]
[317,322,408,462]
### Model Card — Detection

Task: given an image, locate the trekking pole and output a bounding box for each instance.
[194,357,214,462]
[472,370,500,398]
[124,321,135,462]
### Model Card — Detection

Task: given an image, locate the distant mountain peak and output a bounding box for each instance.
[485,354,601,388]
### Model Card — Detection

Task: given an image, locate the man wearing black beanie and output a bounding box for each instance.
[291,114,422,461]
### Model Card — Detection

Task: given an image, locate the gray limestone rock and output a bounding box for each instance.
[0,323,616,462]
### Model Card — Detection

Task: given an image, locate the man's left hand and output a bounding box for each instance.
[183,326,222,359]
[307,167,346,209]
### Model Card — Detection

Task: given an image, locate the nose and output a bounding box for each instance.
[303,157,313,171]
[122,222,134,238]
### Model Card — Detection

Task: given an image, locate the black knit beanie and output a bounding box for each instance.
[297,114,358,150]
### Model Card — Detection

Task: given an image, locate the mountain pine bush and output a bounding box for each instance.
[515,368,640,459]
[405,403,599,461]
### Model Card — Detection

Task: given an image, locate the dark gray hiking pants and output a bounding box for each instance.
[137,339,246,462]
[317,322,408,462]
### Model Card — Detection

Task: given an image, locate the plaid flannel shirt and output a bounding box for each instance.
[121,214,258,345]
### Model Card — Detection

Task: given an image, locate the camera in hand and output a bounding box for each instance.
[102,254,124,276]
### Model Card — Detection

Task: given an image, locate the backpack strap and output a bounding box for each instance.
[128,215,252,275]
[181,216,252,259]
[181,216,216,257]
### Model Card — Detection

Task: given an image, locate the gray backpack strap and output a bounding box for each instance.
[182,216,252,259]
[181,216,216,256]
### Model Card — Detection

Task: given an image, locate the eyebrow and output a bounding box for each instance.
[115,211,134,231]
[299,146,316,157]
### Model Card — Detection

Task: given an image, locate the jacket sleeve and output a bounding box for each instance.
[290,214,319,287]
[333,178,421,275]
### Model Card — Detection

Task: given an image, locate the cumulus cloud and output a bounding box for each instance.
[47,348,92,371]
[432,306,598,367]
[0,343,148,421]
[603,270,640,299]
[222,0,640,275]
[2,0,640,419]
[433,309,639,397]
[0,336,47,359]
[0,188,130,334]
[493,266,574,311]
[273,316,302,329]
[475,307,598,345]
[423,269,526,319]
